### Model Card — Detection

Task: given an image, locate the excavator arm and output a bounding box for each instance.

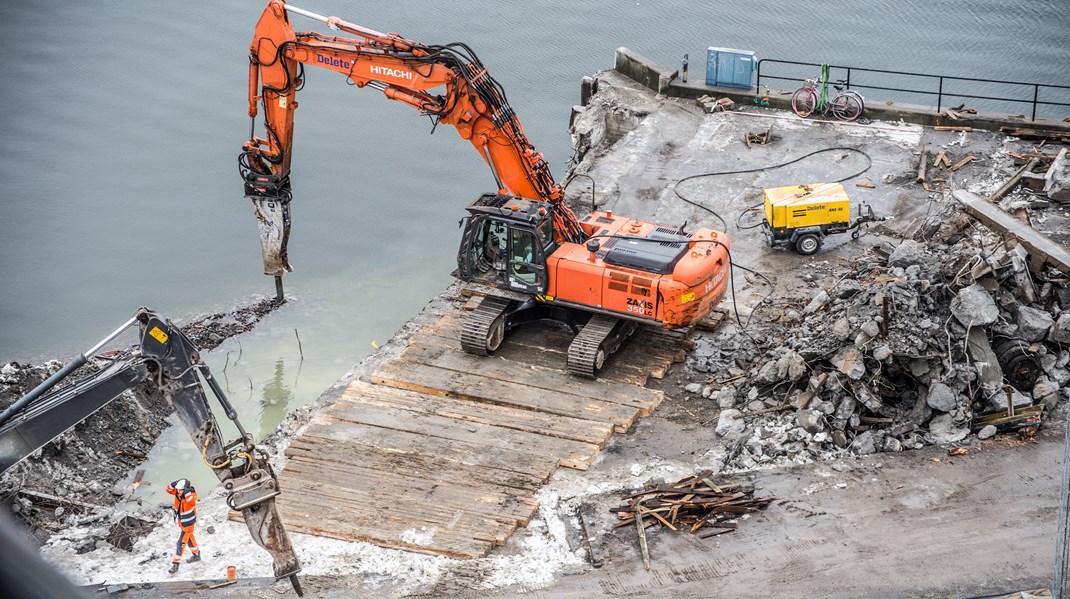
[240,0,585,289]
[0,309,303,596]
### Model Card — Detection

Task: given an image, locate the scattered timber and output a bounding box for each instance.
[934,125,972,132]
[933,150,951,169]
[611,471,774,543]
[742,125,774,147]
[1000,127,1070,143]
[953,190,1070,276]
[948,155,976,172]
[988,158,1041,202]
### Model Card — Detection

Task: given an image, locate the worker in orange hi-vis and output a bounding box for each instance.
[166,478,201,574]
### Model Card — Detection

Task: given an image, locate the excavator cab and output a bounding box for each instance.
[456,194,555,295]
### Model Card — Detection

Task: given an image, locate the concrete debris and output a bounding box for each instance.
[951,284,1000,326]
[1052,313,1070,344]
[687,218,1068,471]
[696,95,736,114]
[887,239,925,268]
[715,409,745,437]
[1045,148,1069,202]
[1016,305,1054,342]
[926,382,959,413]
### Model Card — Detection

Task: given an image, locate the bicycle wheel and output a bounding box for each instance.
[832,91,863,122]
[791,88,816,117]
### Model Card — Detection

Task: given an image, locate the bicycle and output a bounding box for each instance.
[791,77,865,122]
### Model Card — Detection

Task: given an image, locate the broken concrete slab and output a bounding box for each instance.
[887,239,925,268]
[1045,148,1069,202]
[926,382,958,413]
[1016,305,1054,342]
[950,284,999,326]
[1051,313,1070,344]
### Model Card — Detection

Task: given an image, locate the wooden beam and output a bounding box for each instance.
[953,190,1070,276]
[988,158,1040,202]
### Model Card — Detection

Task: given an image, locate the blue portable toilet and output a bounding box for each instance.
[706,47,756,89]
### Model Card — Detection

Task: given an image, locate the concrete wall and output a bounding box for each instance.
[613,47,1070,134]
[614,47,678,95]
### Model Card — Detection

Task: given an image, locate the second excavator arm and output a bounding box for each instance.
[240,0,585,294]
[0,309,303,596]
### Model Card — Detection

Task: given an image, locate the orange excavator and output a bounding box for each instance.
[240,0,732,377]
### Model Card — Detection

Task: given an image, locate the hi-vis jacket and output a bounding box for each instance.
[166,485,197,528]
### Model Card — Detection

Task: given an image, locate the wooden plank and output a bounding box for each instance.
[270,486,507,559]
[281,458,538,528]
[279,465,525,534]
[324,398,601,470]
[988,157,1040,202]
[953,190,1070,276]
[999,127,1070,143]
[259,477,518,555]
[400,342,661,415]
[933,150,950,168]
[370,360,640,433]
[284,439,544,494]
[338,381,614,447]
[296,414,558,479]
[948,155,976,171]
[279,460,527,532]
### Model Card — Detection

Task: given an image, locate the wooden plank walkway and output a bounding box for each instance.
[252,299,687,559]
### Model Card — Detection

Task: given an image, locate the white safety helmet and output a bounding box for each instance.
[172,479,188,492]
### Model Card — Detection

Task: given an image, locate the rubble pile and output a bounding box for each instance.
[695,206,1070,471]
[0,361,170,543]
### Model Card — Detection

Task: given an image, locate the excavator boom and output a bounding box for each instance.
[241,0,584,285]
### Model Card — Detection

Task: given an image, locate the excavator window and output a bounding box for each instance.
[464,217,508,284]
[459,216,547,294]
[508,227,546,292]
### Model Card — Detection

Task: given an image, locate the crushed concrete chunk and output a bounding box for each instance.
[795,409,825,434]
[851,431,877,455]
[926,414,969,444]
[887,240,924,268]
[1016,305,1054,342]
[1051,314,1070,344]
[1045,147,1069,202]
[803,290,830,315]
[715,409,745,437]
[978,425,997,440]
[831,347,866,380]
[926,382,958,412]
[951,284,999,326]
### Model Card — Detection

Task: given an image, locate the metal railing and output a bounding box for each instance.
[756,58,1070,122]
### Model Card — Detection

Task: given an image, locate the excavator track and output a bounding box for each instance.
[461,296,514,356]
[567,315,638,379]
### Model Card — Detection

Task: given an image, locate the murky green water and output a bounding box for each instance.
[1,0,1066,506]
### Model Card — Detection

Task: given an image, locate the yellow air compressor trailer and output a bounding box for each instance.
[762,182,886,255]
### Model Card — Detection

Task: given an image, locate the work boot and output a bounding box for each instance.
[188,553,201,564]
[168,562,180,574]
